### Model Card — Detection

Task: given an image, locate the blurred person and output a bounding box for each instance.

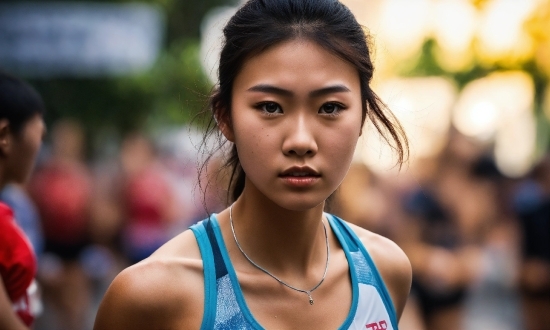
[0,71,46,329]
[0,183,43,259]
[30,119,91,260]
[94,0,412,329]
[29,119,93,330]
[399,187,469,330]
[396,134,488,330]
[460,157,523,330]
[332,162,391,235]
[399,296,427,330]
[334,164,427,330]
[88,159,124,252]
[513,156,550,330]
[119,132,176,264]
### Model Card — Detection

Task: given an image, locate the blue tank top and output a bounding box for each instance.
[190,214,398,330]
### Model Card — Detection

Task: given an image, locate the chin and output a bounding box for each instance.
[270,194,327,212]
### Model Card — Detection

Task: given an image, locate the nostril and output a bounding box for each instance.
[287,148,314,156]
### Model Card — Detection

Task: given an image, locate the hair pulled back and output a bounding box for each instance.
[202,0,408,204]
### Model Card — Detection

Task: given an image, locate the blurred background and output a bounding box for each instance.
[1,0,549,329]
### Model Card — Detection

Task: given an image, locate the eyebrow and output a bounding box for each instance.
[247,84,351,97]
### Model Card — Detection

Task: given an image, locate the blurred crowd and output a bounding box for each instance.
[334,130,550,330]
[3,118,225,330]
[4,118,550,330]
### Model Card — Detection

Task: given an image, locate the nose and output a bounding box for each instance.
[282,114,318,157]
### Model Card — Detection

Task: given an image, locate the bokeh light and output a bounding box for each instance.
[358,77,456,173]
[476,0,537,66]
[340,0,548,177]
[431,0,478,71]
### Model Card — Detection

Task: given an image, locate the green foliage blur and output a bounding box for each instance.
[400,39,548,107]
[28,0,233,138]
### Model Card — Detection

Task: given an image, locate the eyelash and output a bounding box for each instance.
[256,102,283,116]
[319,102,346,117]
[254,101,347,117]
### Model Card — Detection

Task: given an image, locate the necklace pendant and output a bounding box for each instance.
[230,204,329,309]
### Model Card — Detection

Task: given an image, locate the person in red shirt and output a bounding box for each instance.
[0,71,46,329]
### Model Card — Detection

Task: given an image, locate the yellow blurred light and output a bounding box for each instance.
[339,0,383,27]
[489,71,534,117]
[454,71,536,177]
[454,99,498,139]
[476,0,537,66]
[433,0,478,53]
[526,0,550,77]
[433,44,476,73]
[535,42,550,78]
[358,77,457,174]
[377,0,432,61]
[453,71,535,140]
[494,111,537,177]
[432,0,478,71]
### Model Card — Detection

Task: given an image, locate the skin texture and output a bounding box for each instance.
[94,39,412,330]
[0,114,45,330]
[0,115,45,188]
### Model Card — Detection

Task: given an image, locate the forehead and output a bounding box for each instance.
[233,39,360,95]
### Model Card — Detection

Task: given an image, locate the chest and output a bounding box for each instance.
[237,261,353,330]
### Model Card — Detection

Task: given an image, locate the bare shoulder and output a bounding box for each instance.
[346,222,412,319]
[94,229,205,330]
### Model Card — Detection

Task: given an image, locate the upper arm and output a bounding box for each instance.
[93,267,163,330]
[351,225,412,320]
[372,238,412,320]
[93,259,204,330]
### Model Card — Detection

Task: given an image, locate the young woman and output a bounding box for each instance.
[94,0,411,329]
[0,72,46,329]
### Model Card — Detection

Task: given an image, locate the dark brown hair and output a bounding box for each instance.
[0,71,45,135]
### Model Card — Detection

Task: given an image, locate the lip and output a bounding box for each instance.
[279,166,321,188]
[279,166,321,177]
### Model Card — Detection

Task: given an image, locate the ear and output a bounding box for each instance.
[0,120,12,157]
[215,109,235,143]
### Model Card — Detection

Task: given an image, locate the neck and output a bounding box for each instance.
[229,180,327,274]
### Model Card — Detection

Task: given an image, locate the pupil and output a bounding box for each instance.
[266,103,277,112]
[324,104,335,113]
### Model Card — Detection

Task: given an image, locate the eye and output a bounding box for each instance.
[319,102,344,115]
[258,102,283,114]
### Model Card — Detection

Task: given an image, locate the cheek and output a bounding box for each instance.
[25,133,42,160]
[233,120,275,173]
[322,121,362,178]
[19,135,42,174]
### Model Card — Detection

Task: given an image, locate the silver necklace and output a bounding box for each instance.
[229,204,330,305]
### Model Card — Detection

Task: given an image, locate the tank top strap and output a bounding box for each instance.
[190,215,226,329]
[327,214,399,329]
[191,214,399,329]
[191,215,260,329]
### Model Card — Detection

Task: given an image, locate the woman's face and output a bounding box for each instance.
[227,39,363,211]
[6,114,45,184]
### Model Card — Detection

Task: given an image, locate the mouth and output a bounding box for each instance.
[279,166,321,178]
